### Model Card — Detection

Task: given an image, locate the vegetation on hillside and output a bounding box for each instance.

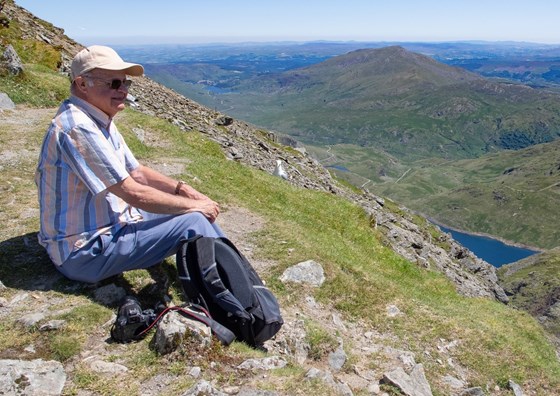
[498,248,560,338]
[198,46,560,159]
[353,139,560,250]
[1,38,560,394]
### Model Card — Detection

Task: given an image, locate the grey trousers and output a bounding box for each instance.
[57,211,225,283]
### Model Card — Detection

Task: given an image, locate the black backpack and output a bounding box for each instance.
[176,235,283,348]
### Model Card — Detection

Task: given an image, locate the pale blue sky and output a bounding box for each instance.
[14,0,560,45]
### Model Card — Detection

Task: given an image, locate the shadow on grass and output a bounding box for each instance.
[0,231,177,308]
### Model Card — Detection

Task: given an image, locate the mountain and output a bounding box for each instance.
[214,46,560,161]
[372,137,560,249]
[2,1,560,394]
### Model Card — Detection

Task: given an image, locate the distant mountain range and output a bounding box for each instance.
[133,43,560,249]
[222,46,560,159]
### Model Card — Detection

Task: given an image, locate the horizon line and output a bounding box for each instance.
[77,37,560,47]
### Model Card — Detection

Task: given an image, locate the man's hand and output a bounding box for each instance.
[185,198,220,223]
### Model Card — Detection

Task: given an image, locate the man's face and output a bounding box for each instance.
[78,69,130,118]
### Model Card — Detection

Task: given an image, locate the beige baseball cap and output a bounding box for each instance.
[70,45,144,81]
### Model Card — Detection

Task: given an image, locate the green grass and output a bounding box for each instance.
[317,137,560,250]
[0,63,70,106]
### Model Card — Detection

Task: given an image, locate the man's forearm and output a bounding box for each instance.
[130,164,208,200]
[129,164,177,194]
[108,174,220,221]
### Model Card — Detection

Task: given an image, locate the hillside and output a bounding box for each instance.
[208,46,560,161]
[370,138,560,250]
[498,248,560,339]
[126,43,560,249]
[2,1,560,395]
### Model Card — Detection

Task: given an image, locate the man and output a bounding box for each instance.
[35,45,224,283]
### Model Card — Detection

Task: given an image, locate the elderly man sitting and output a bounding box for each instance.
[35,45,224,283]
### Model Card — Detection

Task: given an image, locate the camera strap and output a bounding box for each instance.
[137,304,236,346]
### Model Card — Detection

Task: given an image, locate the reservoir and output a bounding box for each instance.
[438,226,539,267]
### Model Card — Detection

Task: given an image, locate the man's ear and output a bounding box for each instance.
[74,76,90,94]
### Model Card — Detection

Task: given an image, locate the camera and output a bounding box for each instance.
[111,296,158,343]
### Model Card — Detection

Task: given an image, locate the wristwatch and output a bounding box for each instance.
[175,180,186,195]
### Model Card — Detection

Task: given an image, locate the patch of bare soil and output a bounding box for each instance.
[0,107,54,242]
[216,206,278,274]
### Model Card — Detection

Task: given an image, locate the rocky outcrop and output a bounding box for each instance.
[2,0,82,71]
[1,44,22,75]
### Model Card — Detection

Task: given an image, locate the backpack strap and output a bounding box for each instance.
[194,237,253,321]
[213,238,256,308]
[176,235,205,306]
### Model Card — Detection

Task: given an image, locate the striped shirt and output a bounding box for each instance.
[35,95,142,266]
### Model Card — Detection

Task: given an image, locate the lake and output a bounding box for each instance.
[438,226,539,267]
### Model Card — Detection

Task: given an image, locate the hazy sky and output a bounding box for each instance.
[14,0,560,45]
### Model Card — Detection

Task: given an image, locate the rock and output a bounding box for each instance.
[337,381,354,396]
[133,127,145,143]
[280,260,325,287]
[442,374,466,390]
[189,366,201,378]
[182,379,227,396]
[460,388,485,396]
[0,92,15,110]
[9,292,29,306]
[237,356,287,371]
[305,367,337,387]
[508,380,524,396]
[305,368,353,395]
[382,364,432,396]
[88,359,128,375]
[386,304,402,317]
[18,312,46,327]
[328,339,347,371]
[0,359,66,396]
[39,320,66,331]
[93,284,126,305]
[216,115,234,126]
[272,159,289,180]
[2,45,23,75]
[153,310,211,355]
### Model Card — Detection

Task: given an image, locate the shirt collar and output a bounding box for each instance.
[69,95,113,130]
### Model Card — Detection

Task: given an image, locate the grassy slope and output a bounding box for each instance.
[366,140,560,249]
[498,248,560,338]
[1,47,560,394]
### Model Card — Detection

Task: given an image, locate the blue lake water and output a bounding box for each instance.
[327,165,350,172]
[438,226,539,267]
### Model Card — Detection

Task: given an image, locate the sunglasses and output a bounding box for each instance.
[84,75,133,90]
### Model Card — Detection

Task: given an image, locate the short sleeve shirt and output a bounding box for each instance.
[35,95,142,266]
